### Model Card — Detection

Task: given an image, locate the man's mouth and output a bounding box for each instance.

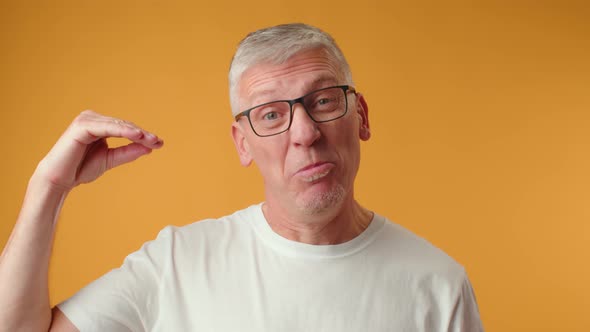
[302,169,331,182]
[295,162,334,183]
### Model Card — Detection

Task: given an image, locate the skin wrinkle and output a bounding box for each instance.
[240,54,345,111]
[232,48,373,245]
[263,193,372,245]
[244,76,340,111]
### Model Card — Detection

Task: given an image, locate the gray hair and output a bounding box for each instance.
[228,23,354,116]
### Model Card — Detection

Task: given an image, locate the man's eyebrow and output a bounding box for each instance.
[306,76,339,90]
[249,77,340,102]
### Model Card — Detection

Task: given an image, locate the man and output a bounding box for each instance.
[0,23,483,331]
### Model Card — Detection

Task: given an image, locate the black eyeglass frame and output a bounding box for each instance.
[234,85,357,137]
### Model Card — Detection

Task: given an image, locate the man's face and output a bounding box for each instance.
[231,48,370,215]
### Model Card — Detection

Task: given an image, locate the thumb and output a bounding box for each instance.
[106,142,154,170]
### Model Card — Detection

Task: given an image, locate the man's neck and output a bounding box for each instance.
[261,199,373,245]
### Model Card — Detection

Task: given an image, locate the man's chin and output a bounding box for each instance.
[294,184,346,215]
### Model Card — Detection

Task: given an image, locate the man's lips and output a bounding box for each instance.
[294,162,335,182]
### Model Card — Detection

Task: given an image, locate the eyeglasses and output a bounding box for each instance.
[235,85,357,137]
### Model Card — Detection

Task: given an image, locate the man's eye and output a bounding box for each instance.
[263,112,279,120]
[318,98,333,105]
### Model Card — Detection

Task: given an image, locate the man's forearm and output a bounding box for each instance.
[0,174,69,332]
[0,110,162,332]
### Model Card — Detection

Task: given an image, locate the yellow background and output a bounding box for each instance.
[1,1,589,331]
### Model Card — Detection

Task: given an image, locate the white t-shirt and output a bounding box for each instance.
[58,204,483,331]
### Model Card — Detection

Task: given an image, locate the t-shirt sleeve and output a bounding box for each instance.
[57,226,174,332]
[447,272,485,332]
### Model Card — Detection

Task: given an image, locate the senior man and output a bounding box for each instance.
[0,23,483,331]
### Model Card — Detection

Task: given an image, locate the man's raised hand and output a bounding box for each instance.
[0,110,163,331]
[34,110,163,192]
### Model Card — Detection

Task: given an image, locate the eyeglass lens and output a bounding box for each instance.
[249,86,347,136]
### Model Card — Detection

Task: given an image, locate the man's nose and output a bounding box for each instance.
[289,103,320,146]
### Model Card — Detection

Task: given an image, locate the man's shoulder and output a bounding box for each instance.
[372,213,467,280]
[183,203,260,229]
[140,204,262,253]
[161,203,261,236]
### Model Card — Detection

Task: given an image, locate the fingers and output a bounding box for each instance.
[106,142,153,171]
[33,110,165,190]
[69,110,164,149]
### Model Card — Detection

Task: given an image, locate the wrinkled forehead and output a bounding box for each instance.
[237,49,346,106]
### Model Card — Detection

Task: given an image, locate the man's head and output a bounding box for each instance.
[229,23,354,116]
[230,23,370,217]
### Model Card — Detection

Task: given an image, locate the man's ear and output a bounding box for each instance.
[356,93,371,141]
[231,122,253,167]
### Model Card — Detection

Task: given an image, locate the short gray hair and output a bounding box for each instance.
[228,23,354,116]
